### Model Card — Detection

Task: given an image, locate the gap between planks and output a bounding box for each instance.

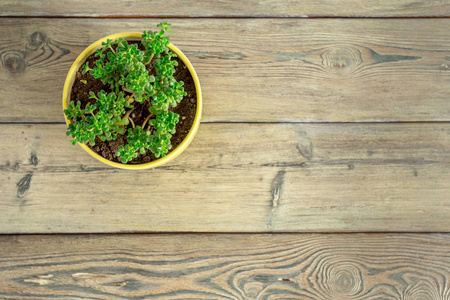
[2,16,450,19]
[2,0,450,18]
[1,121,450,125]
[1,231,450,236]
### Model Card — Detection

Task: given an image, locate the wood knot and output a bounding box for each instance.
[321,46,361,74]
[323,263,363,297]
[17,173,32,198]
[271,170,285,211]
[2,52,26,73]
[30,152,39,166]
[243,282,265,299]
[403,279,441,300]
[296,131,313,160]
[27,31,48,50]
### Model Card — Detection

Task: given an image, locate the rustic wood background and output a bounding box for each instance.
[0,1,449,298]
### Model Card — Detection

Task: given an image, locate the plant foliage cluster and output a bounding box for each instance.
[65,22,186,163]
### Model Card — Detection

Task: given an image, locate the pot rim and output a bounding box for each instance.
[62,32,202,170]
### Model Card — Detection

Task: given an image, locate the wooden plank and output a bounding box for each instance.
[1,19,450,122]
[0,123,449,233]
[0,234,449,299]
[1,0,450,17]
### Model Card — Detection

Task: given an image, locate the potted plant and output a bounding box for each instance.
[62,22,202,170]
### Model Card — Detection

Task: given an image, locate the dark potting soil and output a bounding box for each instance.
[70,43,197,164]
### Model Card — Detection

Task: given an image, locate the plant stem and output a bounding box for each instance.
[113,107,135,126]
[123,87,134,94]
[145,53,154,65]
[141,113,154,130]
[129,117,135,129]
[124,107,135,119]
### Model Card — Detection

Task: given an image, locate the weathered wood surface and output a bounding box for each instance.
[1,123,449,233]
[1,19,450,122]
[1,0,450,17]
[0,234,449,299]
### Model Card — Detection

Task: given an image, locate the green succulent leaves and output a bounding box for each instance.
[114,110,179,163]
[65,91,130,146]
[65,22,187,164]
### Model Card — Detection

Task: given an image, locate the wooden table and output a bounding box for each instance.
[1,1,449,298]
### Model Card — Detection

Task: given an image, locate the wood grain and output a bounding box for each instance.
[1,19,450,122]
[0,123,449,233]
[0,234,449,299]
[1,0,450,17]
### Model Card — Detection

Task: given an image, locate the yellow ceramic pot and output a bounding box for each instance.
[62,33,202,170]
